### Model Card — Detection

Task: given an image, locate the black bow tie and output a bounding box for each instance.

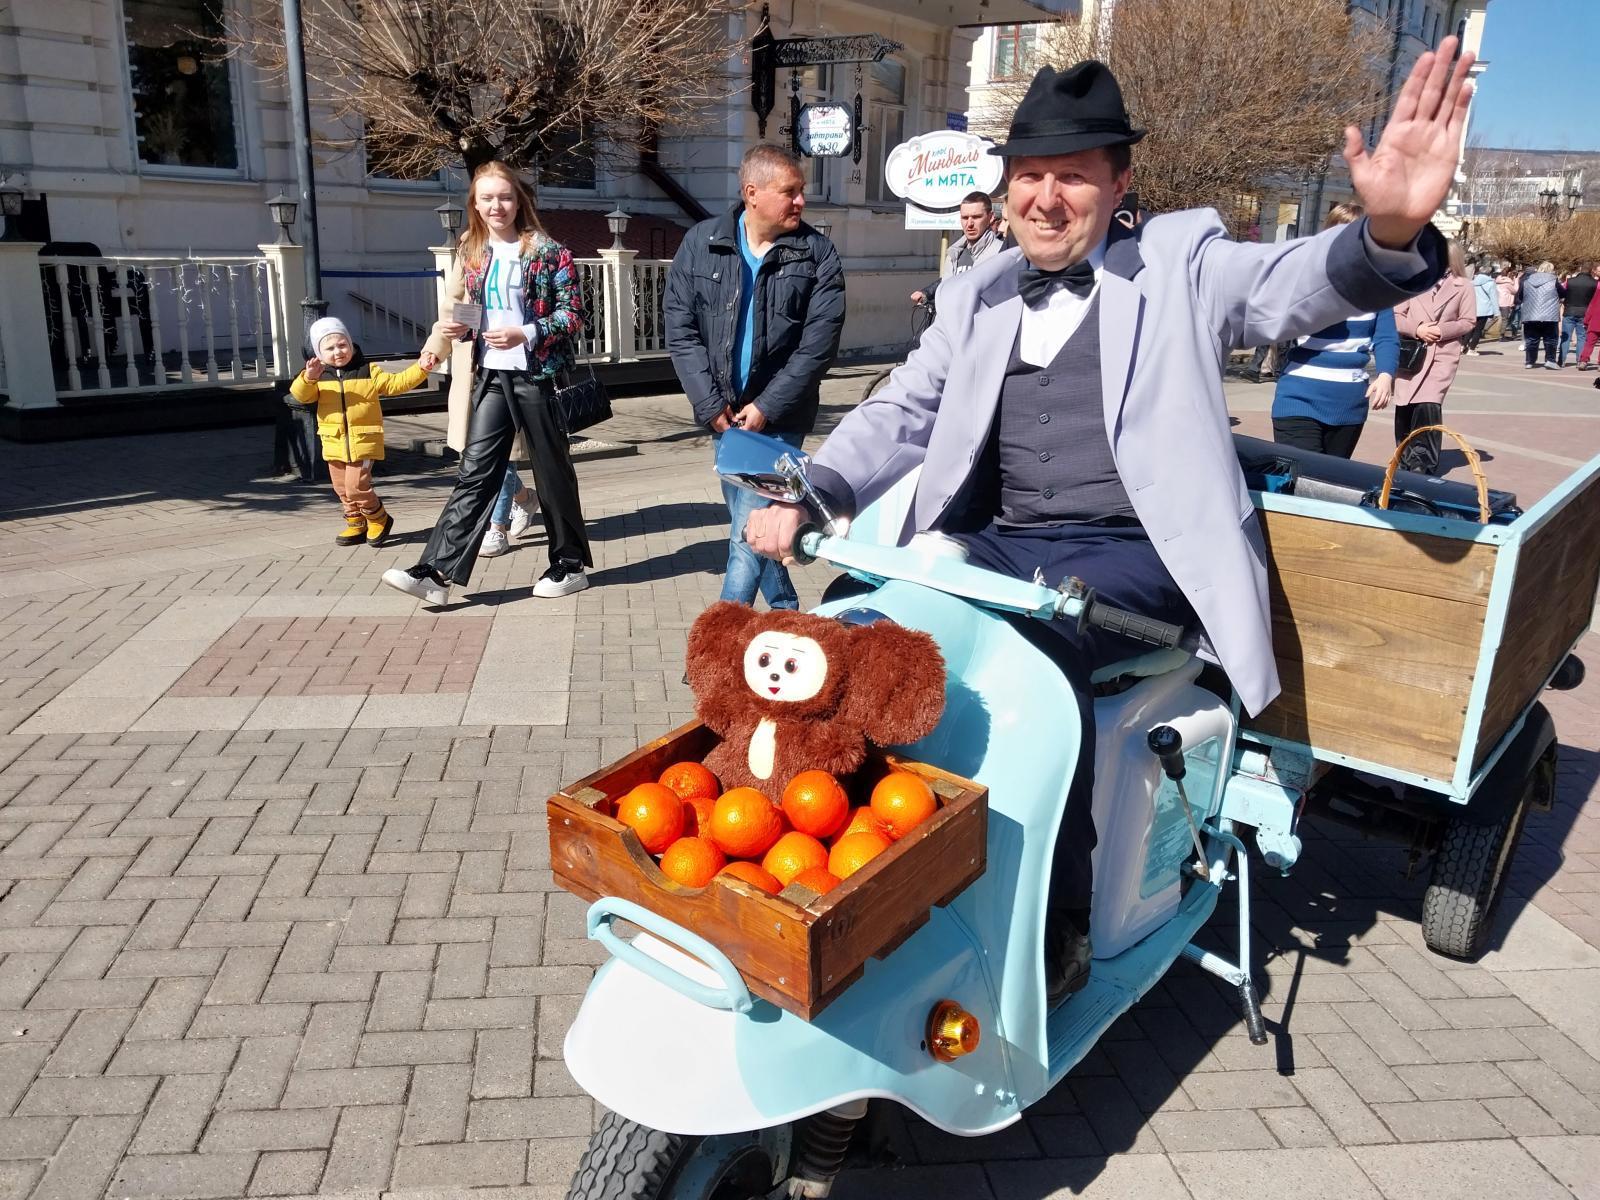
[1019,259,1096,307]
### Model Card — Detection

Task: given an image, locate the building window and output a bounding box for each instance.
[865,58,906,205]
[540,126,596,191]
[991,25,1039,82]
[124,0,238,170]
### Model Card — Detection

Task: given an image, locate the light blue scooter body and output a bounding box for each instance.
[566,575,1221,1136]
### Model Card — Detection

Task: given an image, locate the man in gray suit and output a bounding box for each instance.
[748,44,1475,1004]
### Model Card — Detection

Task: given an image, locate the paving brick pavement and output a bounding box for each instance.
[1,358,1599,1199]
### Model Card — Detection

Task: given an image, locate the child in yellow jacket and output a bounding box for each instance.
[290,317,438,547]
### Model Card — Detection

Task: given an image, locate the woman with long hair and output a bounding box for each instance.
[382,162,592,606]
[1269,202,1396,458]
[1392,239,1476,475]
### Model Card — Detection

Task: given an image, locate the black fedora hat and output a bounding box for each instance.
[989,61,1145,158]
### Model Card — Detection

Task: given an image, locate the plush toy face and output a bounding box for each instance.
[742,632,827,703]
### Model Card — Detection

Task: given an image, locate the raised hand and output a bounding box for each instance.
[1344,35,1474,248]
[303,356,324,382]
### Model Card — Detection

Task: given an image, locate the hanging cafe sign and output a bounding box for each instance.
[750,5,902,164]
[885,131,1004,230]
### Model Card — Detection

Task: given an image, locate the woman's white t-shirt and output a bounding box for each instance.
[480,238,538,371]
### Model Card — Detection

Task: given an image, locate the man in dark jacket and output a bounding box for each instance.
[665,144,847,608]
[1560,263,1597,368]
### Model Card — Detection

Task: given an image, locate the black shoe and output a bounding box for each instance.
[1044,912,1092,1008]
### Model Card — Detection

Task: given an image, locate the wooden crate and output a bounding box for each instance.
[548,721,987,1021]
[1244,453,1600,797]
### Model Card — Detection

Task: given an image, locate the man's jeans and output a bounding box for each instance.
[717,429,804,609]
[1561,314,1587,365]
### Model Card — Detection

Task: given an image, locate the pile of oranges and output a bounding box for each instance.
[611,761,939,900]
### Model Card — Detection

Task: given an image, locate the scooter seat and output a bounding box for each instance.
[1088,646,1192,685]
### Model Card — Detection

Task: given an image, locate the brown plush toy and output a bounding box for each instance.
[685,601,947,796]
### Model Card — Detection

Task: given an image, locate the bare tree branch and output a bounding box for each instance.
[222,0,743,179]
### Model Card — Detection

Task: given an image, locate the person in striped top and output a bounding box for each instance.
[1270,203,1398,459]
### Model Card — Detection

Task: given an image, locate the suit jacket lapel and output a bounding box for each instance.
[970,275,1023,447]
[1098,229,1147,437]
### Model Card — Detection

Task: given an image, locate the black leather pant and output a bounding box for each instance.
[418,369,592,585]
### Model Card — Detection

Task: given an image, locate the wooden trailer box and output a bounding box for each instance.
[1244,452,1600,798]
[548,721,987,1021]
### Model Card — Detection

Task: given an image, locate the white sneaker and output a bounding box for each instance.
[508,501,535,540]
[480,527,510,557]
[381,566,450,607]
[533,562,588,598]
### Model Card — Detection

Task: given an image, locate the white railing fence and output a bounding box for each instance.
[37,256,282,396]
[0,245,674,409]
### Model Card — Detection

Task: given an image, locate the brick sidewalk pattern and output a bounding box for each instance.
[167,617,492,699]
[1,356,1598,1200]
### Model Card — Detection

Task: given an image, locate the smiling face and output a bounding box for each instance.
[1007,149,1129,271]
[473,175,519,238]
[742,632,828,704]
[317,332,353,368]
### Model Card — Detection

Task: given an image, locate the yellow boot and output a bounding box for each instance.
[335,514,366,547]
[365,507,394,548]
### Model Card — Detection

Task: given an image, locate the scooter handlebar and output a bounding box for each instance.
[1083,599,1185,649]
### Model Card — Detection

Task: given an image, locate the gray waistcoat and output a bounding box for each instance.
[995,294,1137,526]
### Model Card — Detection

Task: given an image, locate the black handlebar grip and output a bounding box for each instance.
[790,523,821,567]
[1147,725,1186,781]
[1085,601,1184,649]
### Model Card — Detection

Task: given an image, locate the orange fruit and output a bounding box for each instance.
[791,866,842,895]
[709,788,786,859]
[719,861,782,895]
[829,830,892,879]
[761,831,829,887]
[659,761,720,802]
[615,782,686,854]
[682,795,716,839]
[782,770,850,839]
[658,836,726,887]
[831,807,886,846]
[870,771,937,840]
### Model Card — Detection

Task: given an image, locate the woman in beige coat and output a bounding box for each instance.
[1392,240,1476,476]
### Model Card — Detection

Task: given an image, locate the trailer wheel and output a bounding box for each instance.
[565,1111,780,1200]
[1420,765,1540,960]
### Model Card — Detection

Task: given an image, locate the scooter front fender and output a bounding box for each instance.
[564,904,1021,1138]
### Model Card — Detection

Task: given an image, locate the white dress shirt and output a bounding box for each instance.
[1016,226,1428,368]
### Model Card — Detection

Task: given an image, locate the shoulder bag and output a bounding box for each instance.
[554,360,613,435]
[1396,335,1428,376]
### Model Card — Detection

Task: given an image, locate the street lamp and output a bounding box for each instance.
[813,217,833,241]
[1539,187,1561,224]
[1567,187,1582,217]
[434,201,464,240]
[606,207,630,251]
[266,192,298,245]
[0,176,22,241]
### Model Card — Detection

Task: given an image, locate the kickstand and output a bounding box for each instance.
[1180,825,1268,1046]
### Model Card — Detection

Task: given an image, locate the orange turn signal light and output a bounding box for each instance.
[927,999,980,1062]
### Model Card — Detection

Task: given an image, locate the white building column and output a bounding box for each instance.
[0,241,57,408]
[258,242,306,377]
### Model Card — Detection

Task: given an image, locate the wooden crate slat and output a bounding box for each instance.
[1474,470,1600,767]
[1258,510,1498,606]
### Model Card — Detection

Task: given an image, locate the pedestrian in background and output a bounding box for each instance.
[1270,203,1396,458]
[1394,240,1475,475]
[664,143,846,611]
[1495,263,1520,339]
[289,316,436,548]
[1465,258,1497,355]
[1581,284,1600,373]
[1560,262,1598,367]
[383,161,592,608]
[1518,260,1562,369]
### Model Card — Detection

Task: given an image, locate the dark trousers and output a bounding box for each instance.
[1272,416,1363,459]
[955,523,1195,917]
[1524,321,1559,366]
[1394,402,1444,475]
[419,369,591,586]
[1463,315,1491,352]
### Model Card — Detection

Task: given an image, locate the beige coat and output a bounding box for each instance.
[422,257,479,454]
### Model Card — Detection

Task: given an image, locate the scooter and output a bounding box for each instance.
[560,430,1303,1199]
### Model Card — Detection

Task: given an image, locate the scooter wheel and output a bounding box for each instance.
[565,1111,778,1200]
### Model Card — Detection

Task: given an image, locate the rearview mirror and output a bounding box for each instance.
[714,427,811,504]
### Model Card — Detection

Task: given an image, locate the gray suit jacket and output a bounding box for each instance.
[810,209,1445,716]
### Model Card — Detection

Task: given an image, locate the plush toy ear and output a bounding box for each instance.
[838,622,947,748]
[686,602,767,729]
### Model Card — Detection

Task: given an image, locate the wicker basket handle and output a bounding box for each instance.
[1378,424,1491,522]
